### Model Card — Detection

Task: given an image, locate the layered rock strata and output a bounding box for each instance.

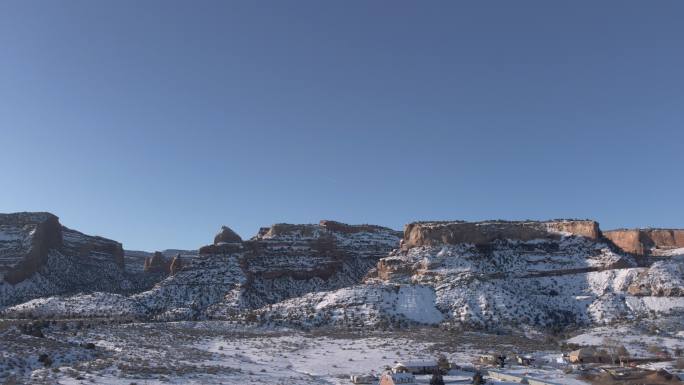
[401,220,600,250]
[604,229,684,256]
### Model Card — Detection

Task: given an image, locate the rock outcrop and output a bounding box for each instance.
[241,222,381,281]
[604,229,684,256]
[169,254,183,275]
[61,227,124,268]
[6,217,684,332]
[221,220,401,309]
[319,220,403,237]
[255,219,662,330]
[128,220,402,320]
[0,212,152,308]
[124,249,197,274]
[198,225,244,255]
[0,212,63,284]
[401,220,600,250]
[214,225,242,244]
[626,257,684,296]
[143,252,171,274]
[0,212,124,285]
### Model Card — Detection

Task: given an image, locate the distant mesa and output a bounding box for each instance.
[253,220,401,240]
[319,220,403,238]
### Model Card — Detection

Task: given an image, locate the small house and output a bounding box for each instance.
[479,354,506,367]
[393,359,440,374]
[350,374,377,384]
[514,354,534,366]
[568,348,609,364]
[380,371,416,385]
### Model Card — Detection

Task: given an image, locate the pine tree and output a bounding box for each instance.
[430,368,445,385]
[472,371,485,385]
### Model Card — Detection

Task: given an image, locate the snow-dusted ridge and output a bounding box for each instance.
[3,217,684,333]
[0,212,164,308]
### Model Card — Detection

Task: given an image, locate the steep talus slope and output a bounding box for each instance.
[0,212,157,308]
[252,220,684,330]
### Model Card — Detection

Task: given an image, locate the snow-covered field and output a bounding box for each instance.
[567,317,684,360]
[3,311,684,384]
[1,319,596,385]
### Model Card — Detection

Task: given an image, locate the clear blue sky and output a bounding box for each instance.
[1,1,682,251]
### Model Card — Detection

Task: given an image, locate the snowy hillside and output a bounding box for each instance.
[0,213,165,308]
[2,221,402,321]
[249,221,684,330]
[4,218,684,333]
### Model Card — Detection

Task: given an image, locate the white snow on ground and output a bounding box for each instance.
[394,286,444,324]
[195,334,436,381]
[258,284,444,328]
[6,315,676,385]
[0,229,22,242]
[653,247,684,257]
[626,295,684,313]
[3,320,599,385]
[567,324,684,358]
[5,292,140,318]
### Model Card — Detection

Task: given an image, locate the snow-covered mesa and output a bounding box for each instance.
[3,219,684,332]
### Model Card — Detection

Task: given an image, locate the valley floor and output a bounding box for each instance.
[2,319,684,385]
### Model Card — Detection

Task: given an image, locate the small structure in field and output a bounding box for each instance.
[394,359,440,374]
[585,367,682,385]
[479,354,498,365]
[380,371,416,385]
[514,354,534,366]
[479,354,506,368]
[568,348,609,364]
[350,373,377,384]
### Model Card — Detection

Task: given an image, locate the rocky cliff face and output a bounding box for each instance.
[0,212,124,285]
[0,212,150,308]
[6,217,684,333]
[143,252,171,274]
[252,219,684,330]
[0,212,63,284]
[213,225,243,244]
[169,254,183,275]
[400,220,600,250]
[229,221,400,309]
[124,249,197,274]
[604,229,684,256]
[72,221,402,321]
